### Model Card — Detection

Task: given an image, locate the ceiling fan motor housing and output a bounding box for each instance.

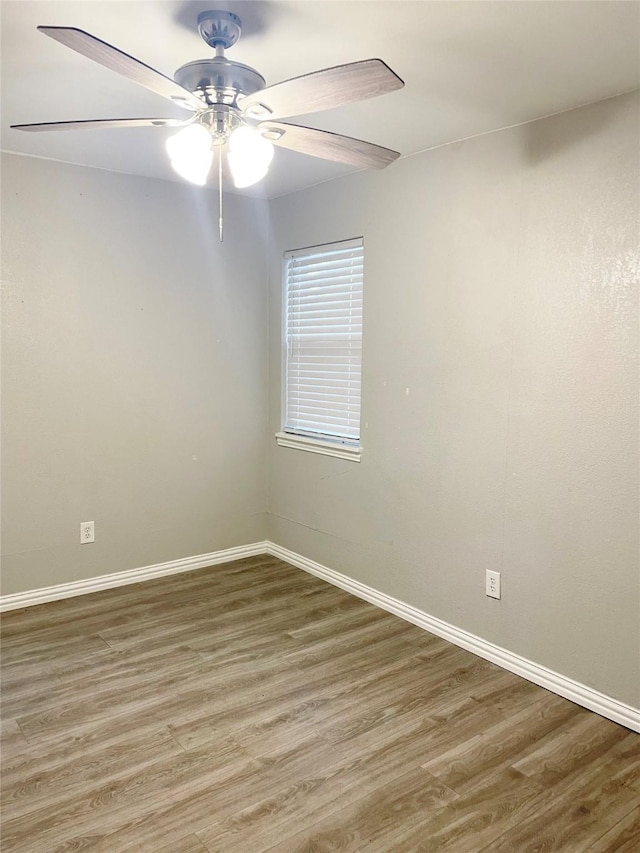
[174,57,266,107]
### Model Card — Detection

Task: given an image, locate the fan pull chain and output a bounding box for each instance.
[218,143,224,242]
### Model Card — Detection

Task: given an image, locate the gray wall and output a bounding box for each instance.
[2,92,638,708]
[267,92,640,707]
[1,154,269,594]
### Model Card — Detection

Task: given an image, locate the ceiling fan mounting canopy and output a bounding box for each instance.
[197,10,242,50]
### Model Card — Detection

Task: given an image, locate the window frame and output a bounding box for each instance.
[276,237,364,462]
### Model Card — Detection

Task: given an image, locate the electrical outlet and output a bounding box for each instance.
[80,521,95,544]
[486,569,501,599]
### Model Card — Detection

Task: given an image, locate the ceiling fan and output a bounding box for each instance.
[11,11,404,236]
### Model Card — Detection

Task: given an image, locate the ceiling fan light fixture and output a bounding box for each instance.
[227,125,274,188]
[166,123,213,185]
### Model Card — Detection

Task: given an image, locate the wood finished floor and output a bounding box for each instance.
[1,555,638,852]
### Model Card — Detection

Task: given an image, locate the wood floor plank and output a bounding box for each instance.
[1,556,638,853]
[420,690,583,792]
[14,637,323,745]
[0,632,110,666]
[196,723,444,853]
[585,806,640,852]
[213,765,458,853]
[4,645,204,720]
[613,732,640,790]
[365,769,547,853]
[0,664,62,718]
[200,655,435,757]
[1,736,256,852]
[1,726,185,822]
[467,670,543,715]
[95,584,361,651]
[483,735,640,852]
[0,718,29,761]
[286,601,404,641]
[154,834,208,853]
[60,758,280,853]
[227,658,435,757]
[511,711,631,785]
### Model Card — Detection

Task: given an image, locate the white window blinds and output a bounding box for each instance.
[284,238,363,445]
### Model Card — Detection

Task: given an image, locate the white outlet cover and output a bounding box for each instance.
[486,569,501,600]
[80,521,95,544]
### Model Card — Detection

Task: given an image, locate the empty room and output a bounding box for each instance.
[1,1,639,851]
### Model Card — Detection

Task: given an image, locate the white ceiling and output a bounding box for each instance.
[2,1,639,198]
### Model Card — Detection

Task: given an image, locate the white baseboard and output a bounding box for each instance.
[266,543,640,733]
[2,539,638,732]
[0,541,270,612]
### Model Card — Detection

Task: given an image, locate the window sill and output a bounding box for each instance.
[275,432,361,462]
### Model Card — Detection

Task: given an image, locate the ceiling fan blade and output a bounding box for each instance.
[239,59,403,120]
[37,26,205,112]
[259,121,400,169]
[11,118,189,132]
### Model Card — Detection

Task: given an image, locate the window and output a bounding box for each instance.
[276,238,363,461]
